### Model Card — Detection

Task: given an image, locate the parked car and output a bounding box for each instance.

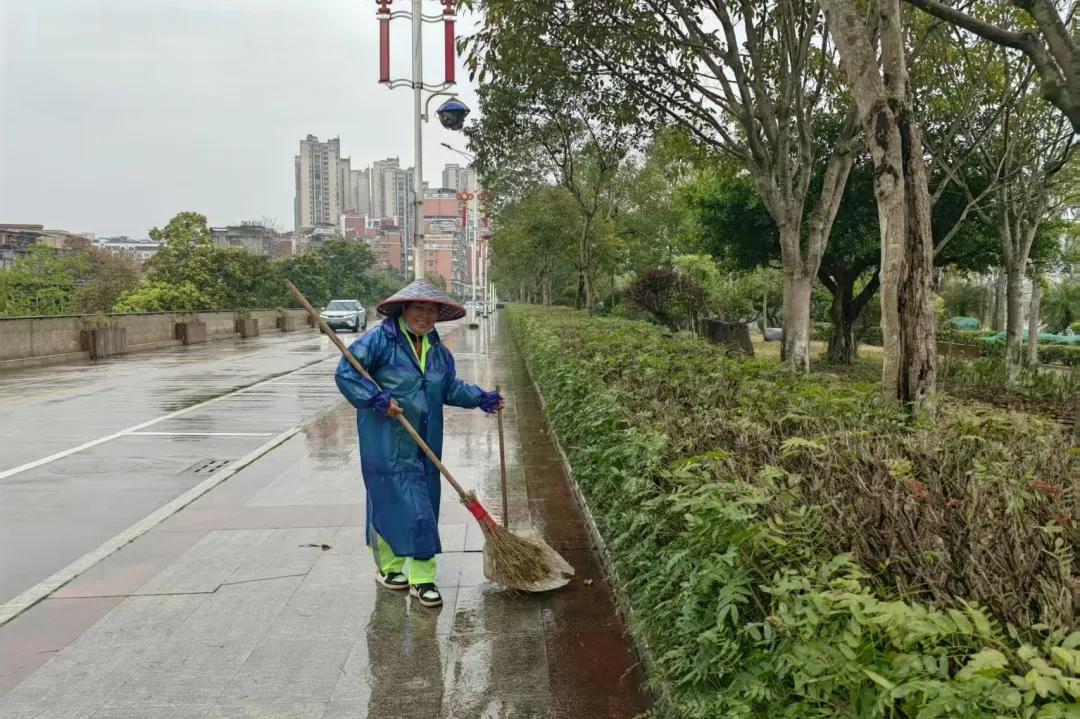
[319,300,366,332]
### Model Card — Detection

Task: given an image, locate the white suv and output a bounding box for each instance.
[320,300,367,332]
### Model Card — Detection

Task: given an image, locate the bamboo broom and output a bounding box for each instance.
[284,280,571,591]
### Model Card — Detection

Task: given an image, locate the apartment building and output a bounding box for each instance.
[294,135,344,236]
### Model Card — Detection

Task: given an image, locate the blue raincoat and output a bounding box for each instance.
[335,317,488,558]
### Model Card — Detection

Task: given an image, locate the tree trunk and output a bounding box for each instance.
[820,0,936,406]
[993,273,1007,331]
[895,115,938,407]
[579,215,596,316]
[575,273,584,310]
[782,270,814,371]
[827,284,859,365]
[1027,276,1042,367]
[1004,259,1026,384]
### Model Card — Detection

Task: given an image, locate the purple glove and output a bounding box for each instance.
[480,390,501,415]
[373,389,394,417]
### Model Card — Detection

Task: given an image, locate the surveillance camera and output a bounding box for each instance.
[436,99,470,131]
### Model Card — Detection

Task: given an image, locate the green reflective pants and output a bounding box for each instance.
[370,529,437,585]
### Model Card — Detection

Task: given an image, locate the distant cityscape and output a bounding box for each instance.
[0,134,487,298]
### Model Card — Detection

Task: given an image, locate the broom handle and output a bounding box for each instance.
[496,384,508,528]
[284,280,471,502]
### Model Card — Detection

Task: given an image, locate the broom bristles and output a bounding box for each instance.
[460,490,569,590]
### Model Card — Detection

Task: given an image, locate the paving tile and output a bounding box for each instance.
[434,552,463,588]
[464,522,487,552]
[135,530,272,595]
[545,629,649,715]
[541,551,621,633]
[458,552,488,587]
[89,708,212,719]
[297,553,376,593]
[443,634,550,707]
[246,467,360,507]
[216,636,356,706]
[326,525,367,554]
[206,703,328,718]
[437,523,468,552]
[53,530,208,599]
[440,694,553,719]
[265,587,374,640]
[224,527,338,583]
[0,596,123,697]
[332,635,451,708]
[103,639,252,709]
[0,711,40,719]
[168,575,302,645]
[366,587,459,638]
[157,506,357,532]
[526,497,581,524]
[452,585,544,636]
[534,519,593,551]
[325,696,441,719]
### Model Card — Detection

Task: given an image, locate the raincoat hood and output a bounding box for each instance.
[376,279,466,322]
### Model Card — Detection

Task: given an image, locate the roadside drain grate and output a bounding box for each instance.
[183,458,230,475]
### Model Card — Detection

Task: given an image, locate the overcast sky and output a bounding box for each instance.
[0,0,482,237]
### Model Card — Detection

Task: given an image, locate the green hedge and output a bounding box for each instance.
[509,305,1079,719]
[979,340,1080,367]
[810,322,1080,366]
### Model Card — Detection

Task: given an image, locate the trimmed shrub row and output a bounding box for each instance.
[510,305,1079,719]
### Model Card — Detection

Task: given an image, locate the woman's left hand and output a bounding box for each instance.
[481,390,504,414]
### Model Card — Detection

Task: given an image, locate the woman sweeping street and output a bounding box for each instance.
[335,279,504,608]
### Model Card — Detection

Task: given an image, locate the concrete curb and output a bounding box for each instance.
[0,425,304,626]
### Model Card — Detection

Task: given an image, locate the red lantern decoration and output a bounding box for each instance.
[441,0,456,85]
[456,191,474,228]
[377,0,392,84]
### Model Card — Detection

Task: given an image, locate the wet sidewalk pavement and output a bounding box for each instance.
[0,317,650,719]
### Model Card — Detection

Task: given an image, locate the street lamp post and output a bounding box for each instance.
[377,0,463,282]
[478,189,492,317]
[443,142,486,325]
[456,190,478,328]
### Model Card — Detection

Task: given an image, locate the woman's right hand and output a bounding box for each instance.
[385,398,404,418]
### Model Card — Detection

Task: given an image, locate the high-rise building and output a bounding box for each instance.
[339,156,353,213]
[394,168,418,262]
[294,135,345,237]
[441,163,477,192]
[371,157,400,221]
[350,169,371,215]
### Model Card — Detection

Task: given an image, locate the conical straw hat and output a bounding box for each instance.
[376,279,466,322]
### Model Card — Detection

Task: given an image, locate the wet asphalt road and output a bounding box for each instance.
[0,330,361,605]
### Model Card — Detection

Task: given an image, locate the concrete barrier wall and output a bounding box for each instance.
[0,309,315,370]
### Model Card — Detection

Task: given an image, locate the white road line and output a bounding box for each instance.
[127,432,276,437]
[0,357,336,482]
[0,426,304,625]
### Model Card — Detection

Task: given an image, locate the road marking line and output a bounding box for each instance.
[0,357,336,482]
[0,426,304,626]
[0,387,76,405]
[127,432,276,437]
